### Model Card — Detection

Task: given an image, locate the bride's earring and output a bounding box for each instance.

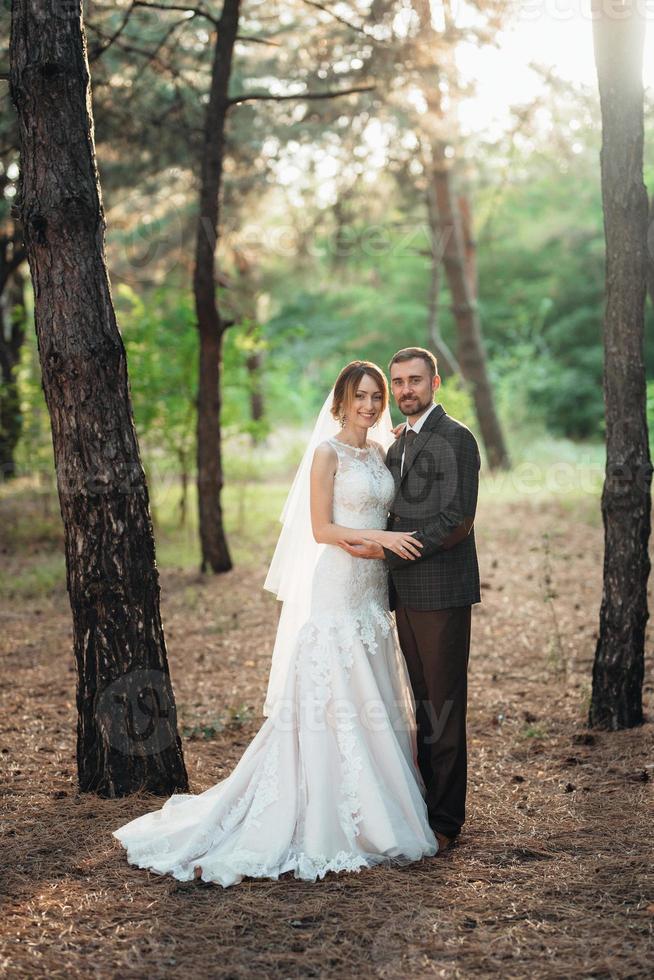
[340,414,347,427]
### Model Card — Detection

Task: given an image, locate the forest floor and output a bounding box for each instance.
[1,475,653,979]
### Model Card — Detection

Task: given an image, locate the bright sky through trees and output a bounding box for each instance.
[259,2,654,208]
[457,0,652,136]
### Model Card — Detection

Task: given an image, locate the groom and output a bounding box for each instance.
[344,347,481,853]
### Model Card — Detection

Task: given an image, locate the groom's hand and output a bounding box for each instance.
[340,537,385,560]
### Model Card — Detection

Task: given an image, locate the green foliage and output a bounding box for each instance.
[116,283,274,459]
[14,324,52,476]
[647,381,654,444]
[476,170,607,439]
[436,376,475,429]
[116,283,197,469]
[9,72,654,486]
[261,221,461,427]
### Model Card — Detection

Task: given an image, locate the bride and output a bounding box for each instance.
[112,360,438,886]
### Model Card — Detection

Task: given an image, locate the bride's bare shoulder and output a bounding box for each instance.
[312,440,338,466]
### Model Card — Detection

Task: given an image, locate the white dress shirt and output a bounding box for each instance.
[401,402,438,476]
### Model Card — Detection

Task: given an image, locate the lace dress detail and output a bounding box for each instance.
[113,437,437,887]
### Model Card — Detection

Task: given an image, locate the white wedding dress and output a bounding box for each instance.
[112,437,437,886]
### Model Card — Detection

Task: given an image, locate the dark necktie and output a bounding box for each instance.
[402,428,417,475]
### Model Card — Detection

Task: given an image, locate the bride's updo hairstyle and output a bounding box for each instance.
[331,360,389,423]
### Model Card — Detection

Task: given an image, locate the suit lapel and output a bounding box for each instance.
[400,403,446,484]
[387,431,405,494]
[401,428,432,482]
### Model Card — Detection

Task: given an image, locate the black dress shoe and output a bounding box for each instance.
[434,831,454,853]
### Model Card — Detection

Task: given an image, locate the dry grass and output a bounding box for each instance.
[1,490,653,979]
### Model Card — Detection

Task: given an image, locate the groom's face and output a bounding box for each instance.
[390,358,439,418]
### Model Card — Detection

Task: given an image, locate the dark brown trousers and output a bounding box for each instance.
[395,604,472,839]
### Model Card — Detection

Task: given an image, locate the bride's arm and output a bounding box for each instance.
[310,444,423,558]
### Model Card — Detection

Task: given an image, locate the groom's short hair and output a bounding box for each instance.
[389,347,438,379]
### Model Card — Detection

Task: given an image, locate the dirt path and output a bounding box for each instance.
[1,493,652,979]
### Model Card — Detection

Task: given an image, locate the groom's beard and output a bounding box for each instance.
[399,393,432,418]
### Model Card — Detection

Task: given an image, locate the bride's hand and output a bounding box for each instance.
[392,422,406,440]
[376,530,423,560]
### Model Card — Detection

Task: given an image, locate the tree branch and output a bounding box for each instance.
[300,0,377,39]
[88,0,138,62]
[0,242,27,294]
[123,3,280,44]
[86,20,204,96]
[227,84,375,107]
[235,35,281,47]
[132,1,219,26]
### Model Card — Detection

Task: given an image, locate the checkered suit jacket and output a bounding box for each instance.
[383,403,481,611]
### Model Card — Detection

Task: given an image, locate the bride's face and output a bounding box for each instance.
[347,373,384,428]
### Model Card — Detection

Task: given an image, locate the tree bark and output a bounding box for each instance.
[232,247,265,439]
[458,193,477,301]
[10,0,188,795]
[431,147,510,469]
[177,446,190,529]
[193,0,241,574]
[425,184,461,379]
[589,0,651,730]
[0,266,26,481]
[411,0,509,468]
[246,349,264,432]
[647,193,654,308]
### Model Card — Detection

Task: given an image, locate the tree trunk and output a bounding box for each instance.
[431,149,511,469]
[589,0,651,730]
[458,193,478,301]
[193,0,241,574]
[9,0,188,796]
[411,0,509,468]
[0,267,26,481]
[425,185,461,379]
[647,194,654,308]
[246,350,264,430]
[232,247,265,440]
[178,446,189,529]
